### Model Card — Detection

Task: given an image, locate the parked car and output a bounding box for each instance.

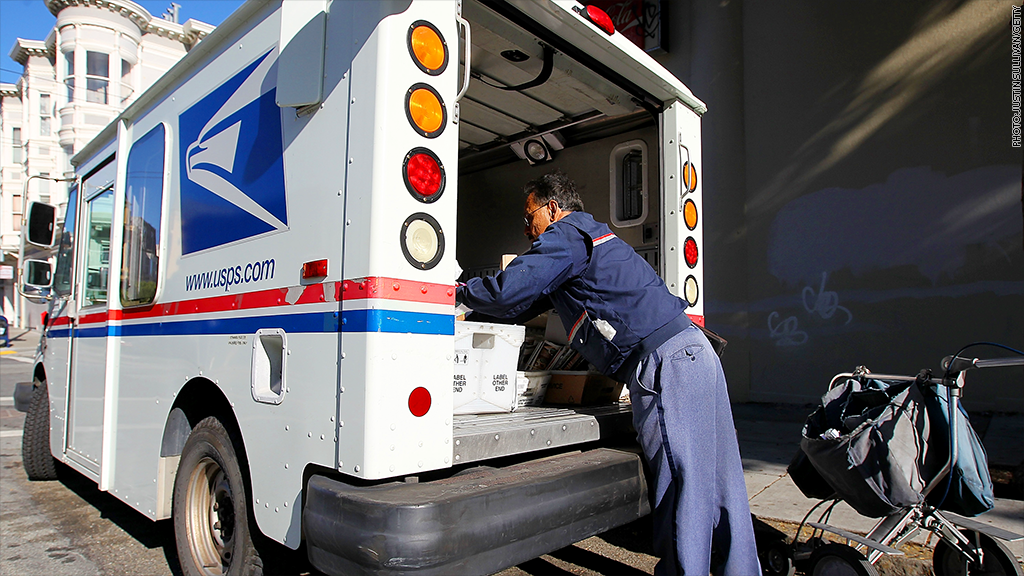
[0,315,9,347]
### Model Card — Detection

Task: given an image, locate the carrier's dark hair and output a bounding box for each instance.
[524,170,584,212]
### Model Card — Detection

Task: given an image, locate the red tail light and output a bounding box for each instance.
[404,148,445,202]
[583,5,615,35]
[684,237,698,268]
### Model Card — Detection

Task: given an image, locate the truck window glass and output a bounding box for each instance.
[79,162,115,309]
[52,185,78,296]
[121,124,165,306]
[620,150,644,221]
[609,140,648,228]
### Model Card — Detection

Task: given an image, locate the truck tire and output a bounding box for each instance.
[22,379,58,481]
[173,416,263,576]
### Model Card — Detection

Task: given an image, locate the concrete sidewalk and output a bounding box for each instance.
[733,403,1024,565]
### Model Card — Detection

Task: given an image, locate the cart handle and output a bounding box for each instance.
[943,355,1024,373]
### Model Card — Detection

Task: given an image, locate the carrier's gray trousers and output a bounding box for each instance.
[628,324,761,576]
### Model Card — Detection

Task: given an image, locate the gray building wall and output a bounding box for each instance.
[657,0,1022,411]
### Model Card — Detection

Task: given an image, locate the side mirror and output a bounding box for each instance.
[23,259,53,288]
[26,202,58,248]
[19,259,54,303]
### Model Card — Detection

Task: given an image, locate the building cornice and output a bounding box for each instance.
[47,0,151,30]
[0,83,20,98]
[9,39,53,65]
[46,0,212,46]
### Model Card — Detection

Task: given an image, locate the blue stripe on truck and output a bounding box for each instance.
[47,309,455,339]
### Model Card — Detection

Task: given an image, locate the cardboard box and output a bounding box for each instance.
[543,371,623,405]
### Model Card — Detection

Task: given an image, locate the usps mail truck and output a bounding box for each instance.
[17,0,707,574]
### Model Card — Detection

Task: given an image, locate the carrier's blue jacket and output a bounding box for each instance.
[457,211,691,381]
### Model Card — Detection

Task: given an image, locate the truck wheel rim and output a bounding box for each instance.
[186,457,235,575]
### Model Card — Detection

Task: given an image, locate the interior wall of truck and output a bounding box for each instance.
[454,0,663,278]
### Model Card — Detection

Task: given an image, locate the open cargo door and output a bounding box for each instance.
[661,100,705,326]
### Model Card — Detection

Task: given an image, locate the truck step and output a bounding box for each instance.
[452,405,633,464]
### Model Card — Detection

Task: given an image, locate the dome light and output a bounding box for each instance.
[524,139,549,162]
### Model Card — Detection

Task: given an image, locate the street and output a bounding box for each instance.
[4,326,1019,576]
[0,328,658,576]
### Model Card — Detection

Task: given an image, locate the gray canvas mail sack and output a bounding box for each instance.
[925,384,994,517]
[800,378,948,518]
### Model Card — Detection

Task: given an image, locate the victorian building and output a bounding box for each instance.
[0,0,213,327]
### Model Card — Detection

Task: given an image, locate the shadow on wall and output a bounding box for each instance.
[746,0,1012,217]
[746,165,1022,410]
[725,0,1023,412]
[767,165,1021,288]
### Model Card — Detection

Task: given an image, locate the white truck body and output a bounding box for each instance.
[19,1,706,573]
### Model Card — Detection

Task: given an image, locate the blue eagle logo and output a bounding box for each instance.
[179,49,288,255]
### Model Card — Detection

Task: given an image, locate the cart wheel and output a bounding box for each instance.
[759,538,795,576]
[808,543,878,576]
[932,530,1023,576]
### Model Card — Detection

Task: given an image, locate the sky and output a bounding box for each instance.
[0,0,244,84]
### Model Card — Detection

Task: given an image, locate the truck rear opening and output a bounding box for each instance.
[457,0,671,282]
[304,1,703,574]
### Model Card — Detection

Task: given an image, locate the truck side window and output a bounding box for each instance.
[78,158,116,308]
[52,186,78,297]
[121,124,165,307]
[82,188,113,307]
[609,140,648,228]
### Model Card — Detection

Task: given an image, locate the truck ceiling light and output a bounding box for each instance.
[408,21,447,75]
[684,199,698,230]
[401,213,444,270]
[409,386,431,417]
[302,259,328,279]
[682,161,698,192]
[684,237,699,269]
[406,84,446,138]
[684,275,699,306]
[524,139,550,162]
[511,133,564,165]
[404,148,445,202]
[583,5,615,35]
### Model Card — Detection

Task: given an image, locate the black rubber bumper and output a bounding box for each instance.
[304,448,650,576]
[13,381,34,413]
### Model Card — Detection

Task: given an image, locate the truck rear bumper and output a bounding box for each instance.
[303,448,650,576]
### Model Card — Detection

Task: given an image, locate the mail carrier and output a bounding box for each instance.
[16,0,708,574]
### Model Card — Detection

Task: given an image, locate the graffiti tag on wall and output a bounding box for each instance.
[769,272,853,347]
[802,272,853,324]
